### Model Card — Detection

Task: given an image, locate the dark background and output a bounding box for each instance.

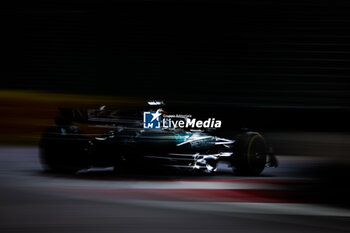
[2,3,350,228]
[2,0,350,131]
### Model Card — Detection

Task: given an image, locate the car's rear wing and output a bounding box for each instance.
[56,107,140,126]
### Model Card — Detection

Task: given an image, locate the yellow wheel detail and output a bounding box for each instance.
[247,134,263,168]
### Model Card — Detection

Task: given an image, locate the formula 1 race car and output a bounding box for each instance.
[39,101,278,176]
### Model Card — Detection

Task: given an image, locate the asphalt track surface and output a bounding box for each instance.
[0,147,350,233]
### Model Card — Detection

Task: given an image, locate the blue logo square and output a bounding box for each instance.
[143,111,161,129]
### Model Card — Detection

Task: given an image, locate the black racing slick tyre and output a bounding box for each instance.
[39,126,89,173]
[232,132,267,176]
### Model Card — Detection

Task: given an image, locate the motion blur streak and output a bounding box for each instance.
[1,0,350,232]
[0,91,142,144]
[1,147,350,232]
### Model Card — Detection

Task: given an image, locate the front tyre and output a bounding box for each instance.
[232,132,267,176]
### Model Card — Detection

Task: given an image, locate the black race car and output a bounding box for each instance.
[39,102,278,176]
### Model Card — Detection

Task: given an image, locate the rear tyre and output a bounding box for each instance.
[39,126,88,173]
[232,132,267,176]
